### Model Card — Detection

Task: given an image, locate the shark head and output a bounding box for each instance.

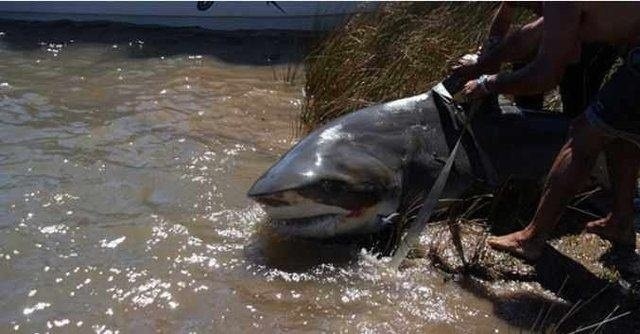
[248,92,447,239]
[248,120,405,238]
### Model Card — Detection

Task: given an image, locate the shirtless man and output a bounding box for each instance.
[453,3,640,260]
[469,2,617,115]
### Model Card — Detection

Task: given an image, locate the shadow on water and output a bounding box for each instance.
[244,224,362,272]
[440,183,640,331]
[0,19,320,65]
[247,218,640,332]
[450,244,639,332]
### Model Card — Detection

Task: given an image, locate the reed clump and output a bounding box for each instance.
[300,2,498,131]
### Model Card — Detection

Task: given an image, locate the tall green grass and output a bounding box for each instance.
[300,2,499,131]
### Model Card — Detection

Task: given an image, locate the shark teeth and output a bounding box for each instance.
[270,214,338,227]
[268,214,340,238]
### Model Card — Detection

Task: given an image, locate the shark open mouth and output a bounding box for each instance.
[269,214,340,227]
[267,214,342,238]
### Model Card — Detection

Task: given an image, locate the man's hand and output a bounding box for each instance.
[451,54,482,81]
[461,75,496,100]
[451,63,481,82]
[451,45,501,82]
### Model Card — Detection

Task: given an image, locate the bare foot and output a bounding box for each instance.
[585,215,636,248]
[486,230,545,262]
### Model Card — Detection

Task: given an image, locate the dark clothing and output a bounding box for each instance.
[512,62,544,110]
[513,43,619,117]
[560,43,619,117]
[587,47,640,146]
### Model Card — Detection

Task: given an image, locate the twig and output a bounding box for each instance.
[590,305,619,334]
[553,300,583,332]
[553,283,611,332]
[566,205,602,220]
[532,276,569,331]
[447,218,467,268]
[571,187,602,206]
[540,276,569,328]
[567,308,630,334]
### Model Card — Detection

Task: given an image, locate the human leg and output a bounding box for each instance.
[585,139,640,247]
[487,115,610,260]
[489,50,640,260]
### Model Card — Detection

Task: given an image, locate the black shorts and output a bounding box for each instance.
[586,47,640,147]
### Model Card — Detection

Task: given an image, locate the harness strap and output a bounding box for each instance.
[433,82,499,186]
[389,131,464,269]
[454,107,499,187]
[389,97,481,270]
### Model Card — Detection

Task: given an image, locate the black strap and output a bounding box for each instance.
[433,88,498,186]
[454,108,499,187]
[389,132,463,269]
[389,97,481,269]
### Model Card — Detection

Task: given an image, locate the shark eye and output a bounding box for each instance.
[320,180,347,193]
[299,179,381,210]
[359,182,377,192]
[356,181,386,194]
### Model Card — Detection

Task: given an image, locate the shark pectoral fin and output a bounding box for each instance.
[402,125,432,163]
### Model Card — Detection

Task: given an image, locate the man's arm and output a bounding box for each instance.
[487,3,514,41]
[487,1,543,44]
[453,15,543,80]
[485,1,543,63]
[486,3,581,95]
[479,17,544,70]
[476,2,515,73]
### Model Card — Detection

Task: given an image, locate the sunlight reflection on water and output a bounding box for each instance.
[0,20,516,333]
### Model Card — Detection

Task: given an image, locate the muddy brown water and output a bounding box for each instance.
[0,21,559,333]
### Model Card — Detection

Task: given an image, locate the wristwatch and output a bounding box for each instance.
[476,75,491,94]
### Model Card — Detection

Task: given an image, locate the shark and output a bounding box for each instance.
[248,83,577,238]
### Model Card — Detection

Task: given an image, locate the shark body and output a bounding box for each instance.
[248,87,574,238]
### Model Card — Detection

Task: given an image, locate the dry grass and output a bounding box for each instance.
[299,2,546,131]
[300,2,495,131]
